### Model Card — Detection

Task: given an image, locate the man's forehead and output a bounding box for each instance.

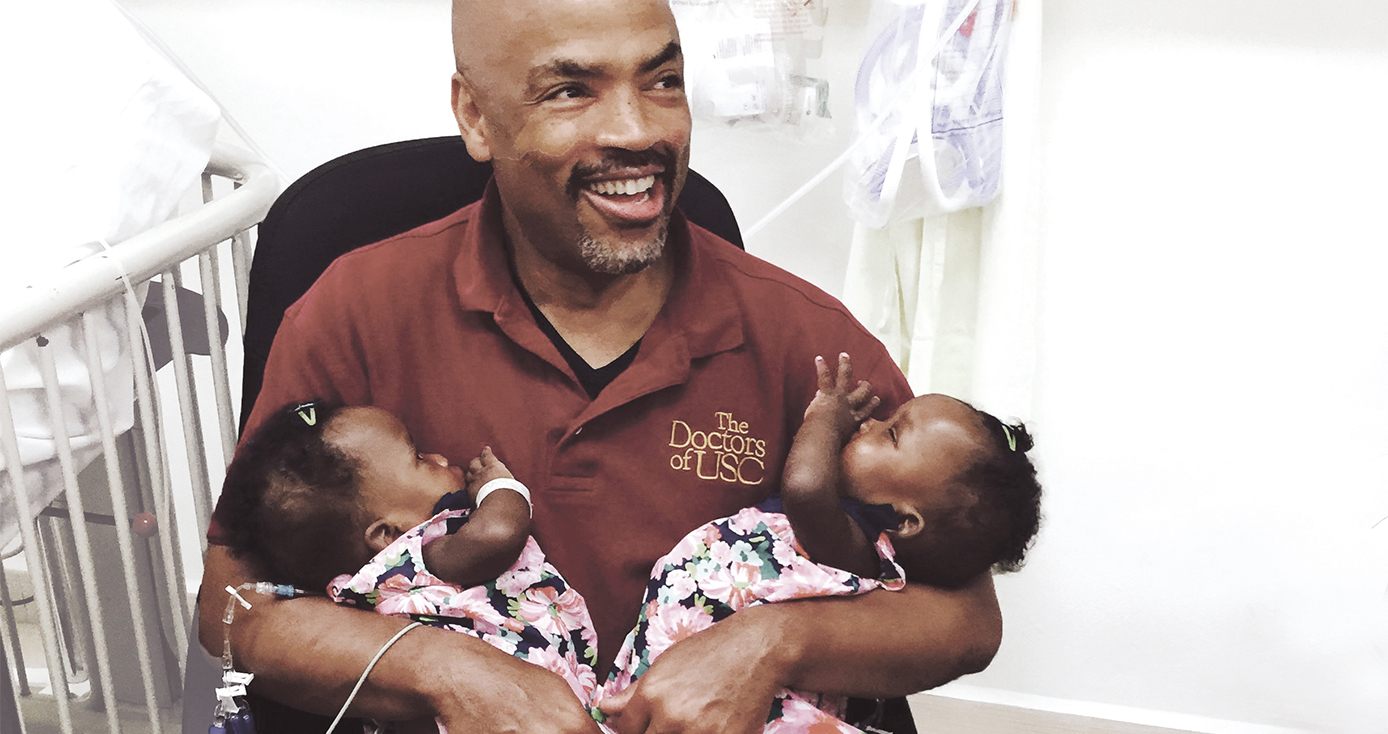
[526,42,683,84]
[453,0,678,76]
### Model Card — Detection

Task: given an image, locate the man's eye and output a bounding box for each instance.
[654,73,684,90]
[548,85,586,101]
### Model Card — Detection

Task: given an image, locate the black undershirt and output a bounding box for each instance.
[515,286,640,399]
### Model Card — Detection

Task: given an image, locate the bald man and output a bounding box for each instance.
[197,2,1002,732]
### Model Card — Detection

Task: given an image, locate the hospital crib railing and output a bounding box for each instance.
[0,145,278,734]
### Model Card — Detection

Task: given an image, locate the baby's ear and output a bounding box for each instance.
[364,519,404,553]
[893,506,926,540]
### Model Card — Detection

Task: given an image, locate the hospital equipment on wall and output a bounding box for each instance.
[671,0,835,141]
[846,0,1012,227]
[0,144,277,734]
[745,0,1010,239]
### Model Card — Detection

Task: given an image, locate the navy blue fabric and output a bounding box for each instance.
[431,490,472,516]
[753,495,901,543]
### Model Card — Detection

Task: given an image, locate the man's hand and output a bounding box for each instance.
[803,353,879,446]
[199,545,600,734]
[599,575,1000,734]
[599,610,786,734]
[431,647,604,734]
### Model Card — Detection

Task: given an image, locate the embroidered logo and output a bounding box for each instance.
[668,411,766,485]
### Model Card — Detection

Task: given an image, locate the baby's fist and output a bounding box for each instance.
[464,446,514,502]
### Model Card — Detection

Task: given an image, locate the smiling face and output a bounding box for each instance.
[451,0,691,276]
[325,407,465,546]
[841,394,987,529]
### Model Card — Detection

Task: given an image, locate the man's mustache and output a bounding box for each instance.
[567,147,679,197]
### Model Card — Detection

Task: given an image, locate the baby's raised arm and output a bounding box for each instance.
[780,353,883,578]
[421,447,532,588]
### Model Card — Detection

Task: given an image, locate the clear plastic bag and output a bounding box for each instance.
[846,0,1012,226]
[671,0,834,141]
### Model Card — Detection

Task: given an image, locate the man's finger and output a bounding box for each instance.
[597,687,629,718]
[605,688,652,734]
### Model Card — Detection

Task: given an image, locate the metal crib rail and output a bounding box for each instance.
[0,145,276,354]
[0,144,278,734]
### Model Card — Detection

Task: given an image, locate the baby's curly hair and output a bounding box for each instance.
[218,400,368,592]
[897,406,1043,589]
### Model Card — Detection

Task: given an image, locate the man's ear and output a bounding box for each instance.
[451,71,493,162]
[893,505,926,540]
[364,519,404,553]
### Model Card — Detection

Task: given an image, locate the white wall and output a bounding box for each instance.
[117,0,885,295]
[115,0,1388,731]
[955,1,1388,731]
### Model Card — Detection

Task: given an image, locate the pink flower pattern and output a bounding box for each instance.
[595,506,906,733]
[332,505,905,734]
[328,509,599,710]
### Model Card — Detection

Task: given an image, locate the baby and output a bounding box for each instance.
[216,401,600,732]
[596,354,1043,733]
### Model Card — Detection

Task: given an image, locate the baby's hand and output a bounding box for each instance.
[804,353,879,442]
[464,446,514,504]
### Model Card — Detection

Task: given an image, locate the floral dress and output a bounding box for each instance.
[596,500,907,734]
[327,501,600,712]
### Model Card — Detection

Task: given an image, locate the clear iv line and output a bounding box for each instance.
[743,0,982,240]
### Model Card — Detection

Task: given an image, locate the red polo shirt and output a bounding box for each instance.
[211,183,912,672]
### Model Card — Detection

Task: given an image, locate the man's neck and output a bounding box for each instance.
[508,230,674,369]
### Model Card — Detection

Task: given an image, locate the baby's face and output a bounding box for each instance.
[841,394,983,515]
[327,407,465,528]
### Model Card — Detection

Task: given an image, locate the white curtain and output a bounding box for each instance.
[842,0,1042,421]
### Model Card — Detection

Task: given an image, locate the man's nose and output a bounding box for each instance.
[593,87,662,151]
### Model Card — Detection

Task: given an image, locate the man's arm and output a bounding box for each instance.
[605,342,998,734]
[604,573,1001,734]
[198,545,602,732]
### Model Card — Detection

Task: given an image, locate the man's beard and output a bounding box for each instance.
[577,224,668,275]
[567,145,679,274]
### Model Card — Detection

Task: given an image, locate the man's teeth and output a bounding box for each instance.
[589,176,656,196]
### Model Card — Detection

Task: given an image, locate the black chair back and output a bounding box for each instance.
[240,136,742,432]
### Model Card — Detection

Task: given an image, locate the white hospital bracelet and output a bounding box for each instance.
[474,477,533,517]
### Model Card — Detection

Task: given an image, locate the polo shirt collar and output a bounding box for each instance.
[647,210,744,360]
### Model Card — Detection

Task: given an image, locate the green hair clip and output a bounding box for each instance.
[290,401,318,427]
[1000,424,1017,452]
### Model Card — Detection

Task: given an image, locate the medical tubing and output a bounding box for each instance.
[743,0,982,239]
[326,622,426,734]
[221,583,309,672]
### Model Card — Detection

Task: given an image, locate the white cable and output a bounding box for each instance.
[743,0,983,240]
[326,621,425,734]
[94,237,176,545]
[474,477,533,518]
